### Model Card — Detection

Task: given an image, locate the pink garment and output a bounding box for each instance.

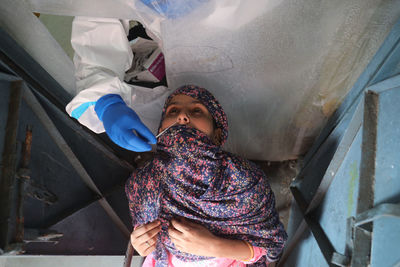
[142,246,267,267]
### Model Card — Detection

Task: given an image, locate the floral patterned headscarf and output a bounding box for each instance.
[126,85,287,267]
[159,84,229,146]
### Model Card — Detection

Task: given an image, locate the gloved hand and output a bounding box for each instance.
[95,94,156,152]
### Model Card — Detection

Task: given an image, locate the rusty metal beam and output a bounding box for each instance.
[0,80,22,249]
[15,125,33,244]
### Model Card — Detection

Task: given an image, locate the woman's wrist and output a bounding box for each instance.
[211,237,252,261]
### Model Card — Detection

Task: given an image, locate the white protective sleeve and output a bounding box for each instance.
[65,16,171,134]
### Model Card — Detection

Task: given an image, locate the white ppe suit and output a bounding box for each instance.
[65,16,171,135]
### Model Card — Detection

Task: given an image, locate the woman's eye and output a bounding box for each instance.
[192,108,203,114]
[168,108,178,114]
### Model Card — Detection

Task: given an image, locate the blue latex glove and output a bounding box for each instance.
[140,0,206,19]
[95,94,156,152]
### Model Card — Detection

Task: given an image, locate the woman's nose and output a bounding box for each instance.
[177,112,190,124]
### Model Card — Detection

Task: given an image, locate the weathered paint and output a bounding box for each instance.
[347,161,359,217]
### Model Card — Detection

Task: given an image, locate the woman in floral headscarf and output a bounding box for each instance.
[126,85,287,267]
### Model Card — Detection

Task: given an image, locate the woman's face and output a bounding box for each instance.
[159,94,216,138]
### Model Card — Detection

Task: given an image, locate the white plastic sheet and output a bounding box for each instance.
[9,0,400,160]
[158,0,400,160]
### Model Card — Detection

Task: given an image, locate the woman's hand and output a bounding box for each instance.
[130,220,161,256]
[168,217,221,257]
[168,217,252,261]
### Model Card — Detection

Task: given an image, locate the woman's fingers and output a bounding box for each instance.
[135,236,157,256]
[146,236,158,246]
[130,220,162,256]
[170,219,190,233]
[135,226,161,245]
[142,242,157,256]
[168,225,188,252]
[133,220,160,238]
[140,235,158,249]
[131,232,160,256]
[168,224,185,240]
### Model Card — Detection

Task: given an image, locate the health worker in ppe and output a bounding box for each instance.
[65,16,170,152]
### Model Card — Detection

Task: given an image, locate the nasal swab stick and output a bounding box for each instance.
[156,122,178,138]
